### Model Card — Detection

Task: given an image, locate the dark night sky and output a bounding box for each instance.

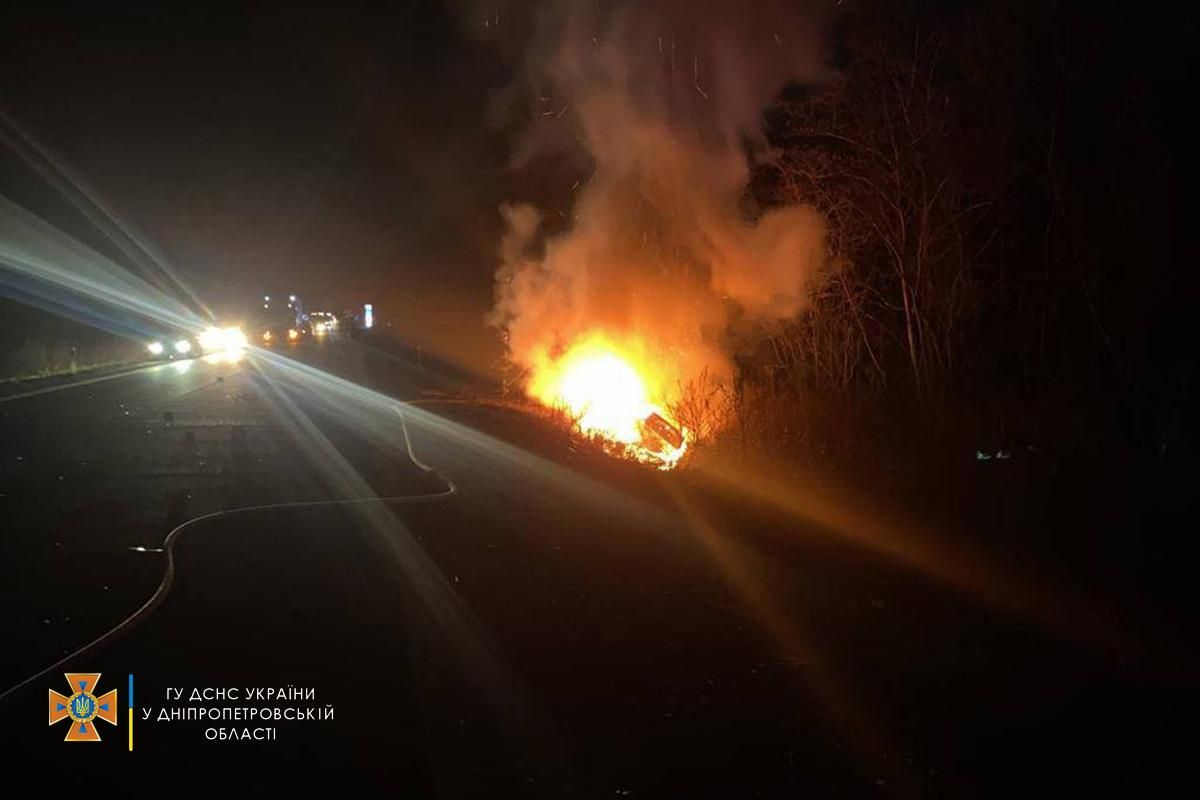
[1,3,516,372]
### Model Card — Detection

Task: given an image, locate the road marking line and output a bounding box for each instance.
[0,362,167,404]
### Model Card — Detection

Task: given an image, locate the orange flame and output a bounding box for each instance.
[528,332,688,469]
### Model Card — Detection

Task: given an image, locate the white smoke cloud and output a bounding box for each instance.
[482,0,833,402]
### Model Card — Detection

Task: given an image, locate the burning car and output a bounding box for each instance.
[635,411,688,469]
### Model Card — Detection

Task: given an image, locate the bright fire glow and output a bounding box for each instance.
[528,333,687,469]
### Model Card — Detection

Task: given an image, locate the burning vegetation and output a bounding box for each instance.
[476,0,1175,470]
[526,331,688,469]
[488,1,829,469]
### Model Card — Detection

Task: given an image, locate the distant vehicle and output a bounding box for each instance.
[309,312,339,336]
[196,326,248,354]
[145,331,195,360]
[260,323,305,346]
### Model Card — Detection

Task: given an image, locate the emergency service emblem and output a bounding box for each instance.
[48,673,118,741]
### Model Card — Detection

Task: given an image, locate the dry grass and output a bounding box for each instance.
[667,367,735,448]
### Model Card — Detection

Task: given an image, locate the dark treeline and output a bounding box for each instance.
[733,0,1194,464]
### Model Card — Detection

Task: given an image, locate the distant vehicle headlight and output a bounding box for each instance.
[262,330,274,343]
[174,339,192,354]
[198,327,224,352]
[147,341,165,356]
[223,326,248,350]
[287,328,300,342]
[198,326,247,353]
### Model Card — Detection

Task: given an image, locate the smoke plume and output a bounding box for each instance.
[483,0,832,403]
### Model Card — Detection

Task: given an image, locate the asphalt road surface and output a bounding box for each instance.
[0,334,1192,796]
